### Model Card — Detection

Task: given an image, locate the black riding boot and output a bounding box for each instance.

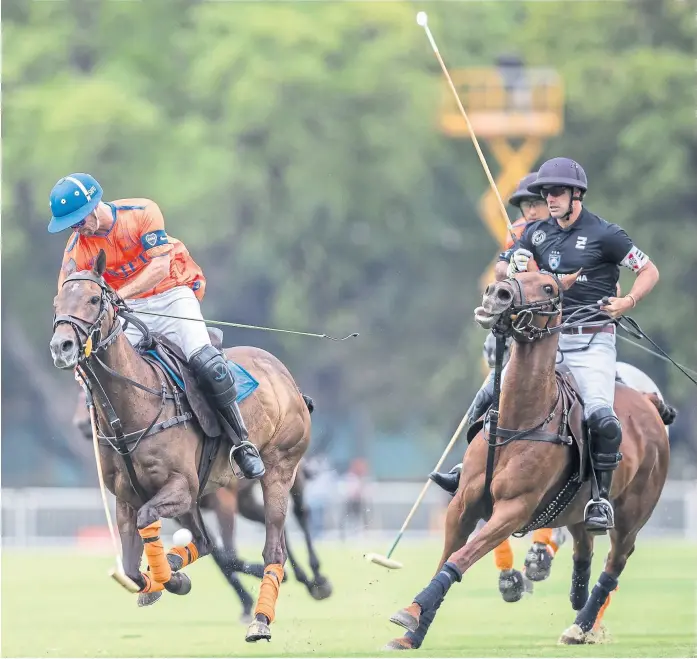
[584,407,622,534]
[429,376,494,496]
[189,345,265,480]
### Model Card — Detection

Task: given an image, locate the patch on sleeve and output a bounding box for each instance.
[140,229,168,250]
[620,246,649,272]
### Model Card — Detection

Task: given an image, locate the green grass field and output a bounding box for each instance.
[2,538,695,657]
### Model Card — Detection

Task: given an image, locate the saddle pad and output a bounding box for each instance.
[145,351,259,404]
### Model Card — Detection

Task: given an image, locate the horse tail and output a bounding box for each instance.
[646,392,677,427]
[301,393,315,414]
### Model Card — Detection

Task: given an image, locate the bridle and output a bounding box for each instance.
[52,271,124,360]
[492,273,564,343]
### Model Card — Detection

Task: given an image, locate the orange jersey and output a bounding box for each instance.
[62,198,206,301]
[503,217,527,250]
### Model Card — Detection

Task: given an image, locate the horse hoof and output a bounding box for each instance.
[164,571,191,596]
[245,619,271,642]
[498,569,525,603]
[239,612,253,626]
[389,609,419,633]
[524,542,553,582]
[558,624,587,645]
[309,578,333,600]
[137,591,163,607]
[384,638,415,650]
[586,623,612,644]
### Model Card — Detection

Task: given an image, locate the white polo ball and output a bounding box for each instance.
[416,11,428,26]
[172,528,193,547]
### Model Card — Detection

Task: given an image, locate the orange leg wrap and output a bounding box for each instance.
[140,571,166,593]
[139,520,171,584]
[494,538,514,571]
[167,542,200,568]
[254,564,285,624]
[594,586,619,629]
[532,528,556,554]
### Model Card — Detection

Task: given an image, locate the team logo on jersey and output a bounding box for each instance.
[532,230,546,246]
[144,232,158,247]
[548,250,561,270]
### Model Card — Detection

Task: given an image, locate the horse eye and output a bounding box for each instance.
[543,284,554,295]
[89,295,101,305]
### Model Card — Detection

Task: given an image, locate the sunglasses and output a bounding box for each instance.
[520,199,548,211]
[540,186,568,199]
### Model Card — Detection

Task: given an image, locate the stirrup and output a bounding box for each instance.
[583,497,615,529]
[229,441,262,480]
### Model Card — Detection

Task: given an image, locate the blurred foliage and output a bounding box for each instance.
[2,0,695,483]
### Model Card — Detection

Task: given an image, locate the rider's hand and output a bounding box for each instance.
[506,248,533,278]
[600,296,634,319]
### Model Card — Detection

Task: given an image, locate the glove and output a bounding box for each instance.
[506,248,533,277]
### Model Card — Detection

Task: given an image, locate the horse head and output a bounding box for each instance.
[50,249,121,369]
[475,270,581,342]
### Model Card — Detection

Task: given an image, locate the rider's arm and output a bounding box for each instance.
[56,237,79,295]
[117,202,173,300]
[495,225,535,281]
[605,226,659,306]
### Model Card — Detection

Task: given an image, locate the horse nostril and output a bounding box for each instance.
[61,339,75,354]
[496,288,512,303]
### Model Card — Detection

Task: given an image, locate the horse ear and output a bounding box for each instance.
[94,249,107,277]
[561,269,583,291]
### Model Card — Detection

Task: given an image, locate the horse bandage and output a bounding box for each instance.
[139,520,172,584]
[140,571,166,593]
[254,564,285,623]
[168,542,199,568]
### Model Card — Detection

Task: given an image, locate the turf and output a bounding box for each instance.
[2,538,695,657]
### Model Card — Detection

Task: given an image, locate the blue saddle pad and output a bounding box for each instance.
[145,351,259,404]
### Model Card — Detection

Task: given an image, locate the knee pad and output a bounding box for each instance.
[587,407,622,466]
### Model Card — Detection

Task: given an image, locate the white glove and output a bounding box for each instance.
[506,248,533,277]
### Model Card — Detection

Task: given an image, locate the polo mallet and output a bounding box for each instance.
[364,410,470,569]
[78,372,140,593]
[415,10,518,247]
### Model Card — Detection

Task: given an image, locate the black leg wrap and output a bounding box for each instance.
[570,556,592,610]
[413,562,462,613]
[574,572,618,632]
[404,597,443,649]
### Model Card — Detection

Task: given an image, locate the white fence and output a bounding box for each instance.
[2,479,696,548]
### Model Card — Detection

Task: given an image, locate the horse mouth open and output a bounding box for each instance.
[474,306,501,330]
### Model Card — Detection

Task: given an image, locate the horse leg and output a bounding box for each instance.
[135,475,194,597]
[236,486,277,580]
[290,477,332,600]
[560,526,634,644]
[245,462,297,643]
[566,522,595,612]
[115,499,159,602]
[385,486,484,649]
[390,496,533,641]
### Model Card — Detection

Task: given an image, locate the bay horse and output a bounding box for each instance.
[386,270,670,649]
[50,250,311,643]
[73,390,333,621]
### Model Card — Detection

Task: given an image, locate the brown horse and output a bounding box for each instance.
[72,390,333,621]
[51,251,311,642]
[386,270,670,649]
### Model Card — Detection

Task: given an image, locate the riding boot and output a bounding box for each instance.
[584,407,622,534]
[429,376,494,496]
[188,345,265,480]
[429,463,462,496]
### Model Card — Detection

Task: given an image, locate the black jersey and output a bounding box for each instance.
[499,208,649,320]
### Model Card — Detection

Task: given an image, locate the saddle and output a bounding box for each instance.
[466,364,591,482]
[138,328,224,439]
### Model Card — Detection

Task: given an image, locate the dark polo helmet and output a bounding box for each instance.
[528,157,588,195]
[508,172,543,208]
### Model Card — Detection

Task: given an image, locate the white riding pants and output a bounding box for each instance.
[120,286,212,360]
